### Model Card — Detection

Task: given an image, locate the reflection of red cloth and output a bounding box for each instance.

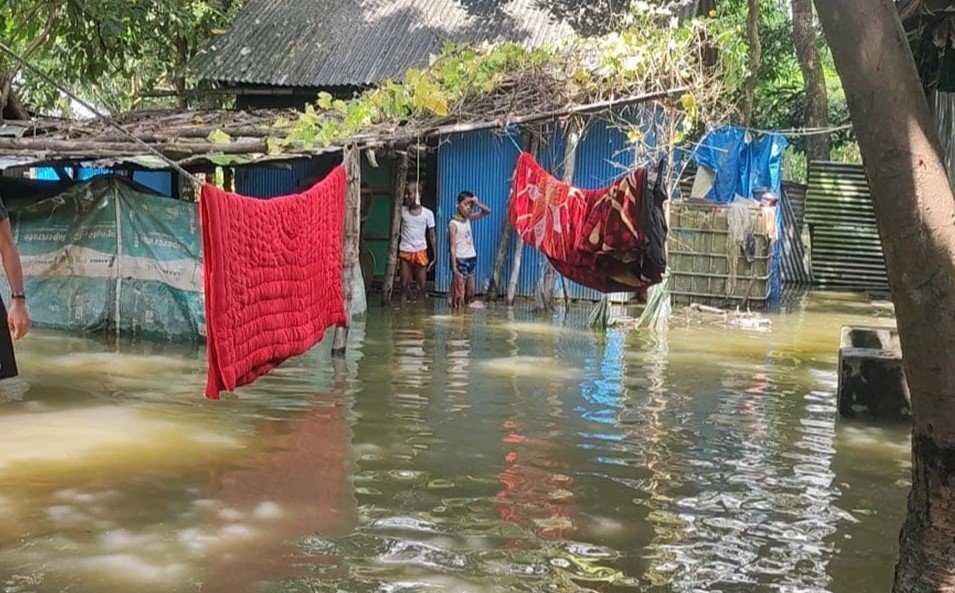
[204,395,353,588]
[509,152,664,293]
[200,168,348,400]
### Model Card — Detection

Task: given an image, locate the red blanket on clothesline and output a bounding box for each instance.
[509,152,667,294]
[200,167,348,400]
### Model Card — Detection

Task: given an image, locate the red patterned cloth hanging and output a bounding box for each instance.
[509,152,667,294]
[200,167,348,400]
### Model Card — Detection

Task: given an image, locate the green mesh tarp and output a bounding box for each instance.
[4,175,204,341]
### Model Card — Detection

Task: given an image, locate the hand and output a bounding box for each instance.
[8,299,29,340]
[427,260,436,272]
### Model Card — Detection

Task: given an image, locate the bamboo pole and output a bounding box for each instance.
[332,146,362,357]
[506,236,525,306]
[381,150,410,305]
[487,130,533,300]
[506,131,541,306]
[535,119,580,312]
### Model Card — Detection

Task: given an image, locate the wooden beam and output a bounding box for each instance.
[535,119,580,312]
[332,146,362,357]
[506,132,541,306]
[381,150,410,305]
[487,129,533,300]
[0,137,268,156]
[0,88,687,166]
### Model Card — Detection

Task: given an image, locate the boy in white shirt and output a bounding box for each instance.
[398,182,436,303]
[448,191,490,307]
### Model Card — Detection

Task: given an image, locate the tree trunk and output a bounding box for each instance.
[792,0,831,163]
[535,120,580,312]
[332,147,362,357]
[488,130,534,300]
[381,150,410,305]
[0,73,29,121]
[738,0,761,127]
[813,2,955,591]
[174,36,189,110]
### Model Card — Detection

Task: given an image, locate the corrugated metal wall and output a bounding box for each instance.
[435,112,662,300]
[235,156,340,198]
[805,161,888,290]
[435,128,542,294]
[31,167,174,196]
[779,183,812,286]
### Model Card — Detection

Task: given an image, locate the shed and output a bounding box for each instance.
[194,0,706,108]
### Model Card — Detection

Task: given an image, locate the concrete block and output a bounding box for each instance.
[837,326,911,421]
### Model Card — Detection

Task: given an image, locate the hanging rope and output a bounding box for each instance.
[0,40,201,186]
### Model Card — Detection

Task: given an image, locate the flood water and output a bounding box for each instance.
[0,292,909,593]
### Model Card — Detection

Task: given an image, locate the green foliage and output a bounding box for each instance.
[286,8,737,150]
[715,0,854,154]
[1,0,242,113]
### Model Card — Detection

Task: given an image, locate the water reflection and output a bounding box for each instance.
[0,293,910,593]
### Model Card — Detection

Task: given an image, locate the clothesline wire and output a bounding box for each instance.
[746,122,854,137]
[506,131,523,154]
[0,40,201,186]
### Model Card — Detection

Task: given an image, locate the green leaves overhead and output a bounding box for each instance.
[283,10,737,152]
[1,0,242,113]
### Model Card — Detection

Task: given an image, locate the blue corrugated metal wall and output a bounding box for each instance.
[31,167,174,196]
[235,156,340,198]
[435,129,543,294]
[436,110,663,300]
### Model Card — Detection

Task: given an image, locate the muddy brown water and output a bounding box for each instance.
[0,292,908,592]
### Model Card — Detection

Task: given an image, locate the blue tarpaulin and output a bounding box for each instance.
[685,126,790,303]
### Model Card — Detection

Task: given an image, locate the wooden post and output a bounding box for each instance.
[487,130,533,300]
[381,150,410,305]
[506,131,541,306]
[535,119,580,312]
[506,236,524,306]
[332,146,362,357]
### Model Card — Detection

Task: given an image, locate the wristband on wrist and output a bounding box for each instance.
[11,292,25,300]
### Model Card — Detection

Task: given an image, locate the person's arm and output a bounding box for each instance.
[426,225,437,270]
[469,198,491,221]
[449,223,459,276]
[0,219,29,340]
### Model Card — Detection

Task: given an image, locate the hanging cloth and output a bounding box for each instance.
[200,166,348,400]
[509,152,667,294]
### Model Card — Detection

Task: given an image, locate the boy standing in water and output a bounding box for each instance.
[449,191,490,308]
[398,182,436,303]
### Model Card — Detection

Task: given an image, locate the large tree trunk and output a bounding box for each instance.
[813,2,955,591]
[792,0,831,163]
[738,0,761,127]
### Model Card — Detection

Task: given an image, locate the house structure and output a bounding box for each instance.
[191,0,705,300]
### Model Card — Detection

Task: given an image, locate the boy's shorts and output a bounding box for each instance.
[455,256,477,278]
[399,250,429,267]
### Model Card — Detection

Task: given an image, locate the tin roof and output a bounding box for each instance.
[195,0,702,88]
[195,0,576,88]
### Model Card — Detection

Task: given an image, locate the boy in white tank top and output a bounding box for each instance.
[448,191,490,307]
